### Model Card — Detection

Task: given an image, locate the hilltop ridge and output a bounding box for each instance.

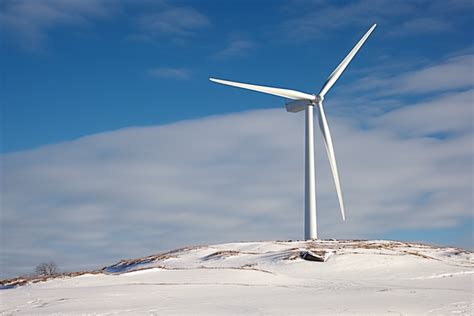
[1,240,472,315]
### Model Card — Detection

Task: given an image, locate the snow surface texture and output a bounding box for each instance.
[1,240,473,315]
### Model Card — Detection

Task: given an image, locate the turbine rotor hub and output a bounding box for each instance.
[313,94,324,104]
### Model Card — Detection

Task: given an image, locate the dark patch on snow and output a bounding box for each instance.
[203,250,240,261]
[103,246,205,274]
[300,250,326,262]
[0,271,102,289]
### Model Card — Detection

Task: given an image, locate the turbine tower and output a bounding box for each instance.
[210,24,376,240]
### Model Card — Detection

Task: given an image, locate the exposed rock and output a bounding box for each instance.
[300,250,327,262]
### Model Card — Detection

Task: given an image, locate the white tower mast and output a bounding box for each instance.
[305,105,317,239]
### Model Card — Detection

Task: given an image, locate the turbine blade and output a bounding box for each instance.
[317,102,345,220]
[210,78,316,101]
[319,24,376,98]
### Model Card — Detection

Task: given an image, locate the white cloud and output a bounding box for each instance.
[1,87,472,277]
[148,67,190,80]
[373,90,473,136]
[391,55,474,94]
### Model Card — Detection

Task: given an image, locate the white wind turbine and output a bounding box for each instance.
[210,24,376,240]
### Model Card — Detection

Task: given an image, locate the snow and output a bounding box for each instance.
[1,240,472,315]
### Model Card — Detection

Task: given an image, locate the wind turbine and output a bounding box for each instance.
[210,24,376,240]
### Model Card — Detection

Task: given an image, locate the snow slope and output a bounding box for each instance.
[1,240,472,315]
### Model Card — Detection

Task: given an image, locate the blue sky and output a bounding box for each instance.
[1,0,473,278]
[2,0,472,152]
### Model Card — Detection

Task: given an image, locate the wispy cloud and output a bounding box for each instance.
[388,17,451,36]
[390,55,474,94]
[0,0,116,51]
[279,0,414,41]
[213,40,255,59]
[346,54,474,96]
[373,90,472,137]
[138,7,209,38]
[147,67,191,80]
[0,1,210,51]
[279,0,469,41]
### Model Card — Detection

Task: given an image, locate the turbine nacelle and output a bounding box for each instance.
[285,99,311,113]
[285,95,324,112]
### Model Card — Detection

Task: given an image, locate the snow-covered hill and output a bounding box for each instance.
[1,240,472,315]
